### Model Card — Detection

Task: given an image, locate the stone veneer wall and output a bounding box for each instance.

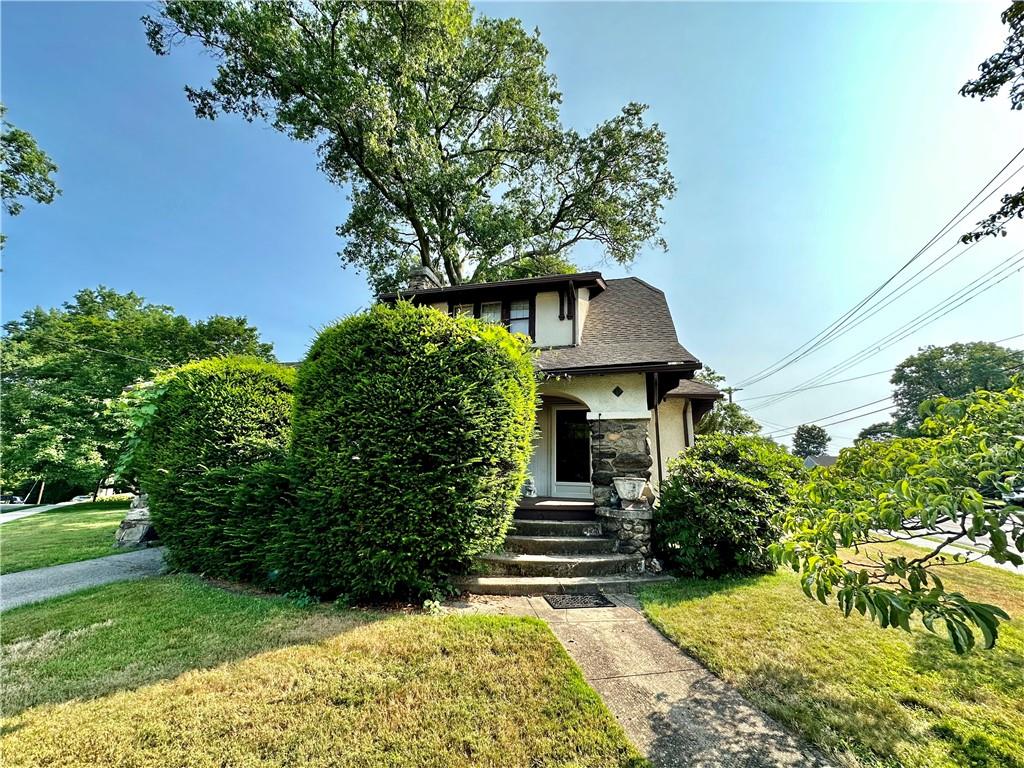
[589,418,653,559]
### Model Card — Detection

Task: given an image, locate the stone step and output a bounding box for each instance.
[511,519,603,537]
[453,573,674,596]
[477,552,642,578]
[515,498,596,521]
[503,535,616,555]
[514,507,597,521]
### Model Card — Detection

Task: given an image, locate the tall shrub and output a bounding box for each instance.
[279,302,536,601]
[134,357,295,577]
[654,434,803,576]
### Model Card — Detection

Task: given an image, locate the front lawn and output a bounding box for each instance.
[0,576,644,768]
[0,501,132,574]
[640,543,1024,768]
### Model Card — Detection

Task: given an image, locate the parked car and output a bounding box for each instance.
[70,494,94,503]
[0,495,25,504]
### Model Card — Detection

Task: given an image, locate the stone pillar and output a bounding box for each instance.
[114,493,158,548]
[589,418,653,561]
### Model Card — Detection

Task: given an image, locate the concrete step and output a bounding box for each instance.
[514,507,596,521]
[477,552,642,578]
[504,535,616,555]
[512,519,603,537]
[454,573,674,596]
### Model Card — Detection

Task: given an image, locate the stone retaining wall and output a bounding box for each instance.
[589,418,653,559]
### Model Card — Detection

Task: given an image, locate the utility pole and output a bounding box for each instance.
[722,386,743,403]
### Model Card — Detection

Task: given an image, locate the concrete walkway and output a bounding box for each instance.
[449,594,832,768]
[0,502,67,526]
[0,548,166,611]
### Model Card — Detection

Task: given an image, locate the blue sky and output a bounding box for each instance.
[3,1,1022,448]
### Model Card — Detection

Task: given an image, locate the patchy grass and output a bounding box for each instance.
[0,576,645,768]
[640,543,1024,768]
[0,502,131,574]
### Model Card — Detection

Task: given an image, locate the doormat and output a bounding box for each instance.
[544,593,615,609]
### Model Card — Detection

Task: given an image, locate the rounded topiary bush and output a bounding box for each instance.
[134,357,295,577]
[654,434,804,576]
[278,302,536,601]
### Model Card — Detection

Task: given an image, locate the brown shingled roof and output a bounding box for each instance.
[666,379,723,399]
[536,277,699,372]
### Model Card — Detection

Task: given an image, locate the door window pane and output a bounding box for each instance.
[555,409,590,483]
[508,299,530,336]
[480,302,502,323]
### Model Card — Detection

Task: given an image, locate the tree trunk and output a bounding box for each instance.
[36,478,46,505]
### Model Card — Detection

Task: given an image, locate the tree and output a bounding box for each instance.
[0,104,60,248]
[960,4,1024,242]
[693,367,762,436]
[890,341,1024,434]
[143,1,675,293]
[774,383,1024,653]
[792,424,830,458]
[856,421,897,442]
[0,287,274,499]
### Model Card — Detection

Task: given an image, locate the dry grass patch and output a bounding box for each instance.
[640,543,1024,768]
[1,576,644,768]
[0,502,131,574]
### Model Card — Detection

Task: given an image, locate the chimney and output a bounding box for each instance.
[406,265,441,291]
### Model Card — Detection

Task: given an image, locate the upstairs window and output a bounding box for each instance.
[508,300,531,336]
[480,302,502,324]
[449,298,534,340]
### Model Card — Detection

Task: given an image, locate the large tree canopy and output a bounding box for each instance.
[0,104,60,249]
[0,287,274,497]
[144,0,675,292]
[889,341,1024,435]
[960,3,1024,242]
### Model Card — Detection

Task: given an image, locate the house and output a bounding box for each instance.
[803,454,837,469]
[380,267,721,593]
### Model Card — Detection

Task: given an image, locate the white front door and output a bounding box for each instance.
[528,403,592,499]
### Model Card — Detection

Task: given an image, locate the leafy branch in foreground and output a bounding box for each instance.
[773,383,1024,652]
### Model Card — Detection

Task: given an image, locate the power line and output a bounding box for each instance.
[740,332,1024,404]
[763,395,894,437]
[736,147,1024,389]
[741,368,895,401]
[768,404,897,441]
[751,251,1024,410]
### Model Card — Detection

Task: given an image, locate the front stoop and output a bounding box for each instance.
[460,500,669,596]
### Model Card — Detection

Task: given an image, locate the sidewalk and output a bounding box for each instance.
[0,502,66,526]
[0,548,166,611]
[449,594,833,768]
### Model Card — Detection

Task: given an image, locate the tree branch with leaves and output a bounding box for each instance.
[960,3,1024,242]
[143,0,676,292]
[774,383,1024,653]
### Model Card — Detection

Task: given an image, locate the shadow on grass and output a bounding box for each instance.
[0,574,384,719]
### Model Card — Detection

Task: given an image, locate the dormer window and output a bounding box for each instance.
[508,300,531,336]
[448,297,535,340]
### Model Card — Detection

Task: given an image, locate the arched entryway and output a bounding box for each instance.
[529,393,592,499]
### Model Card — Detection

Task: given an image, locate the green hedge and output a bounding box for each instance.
[277,302,536,601]
[134,357,295,576]
[654,434,803,576]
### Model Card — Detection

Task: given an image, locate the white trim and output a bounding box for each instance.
[551,404,592,499]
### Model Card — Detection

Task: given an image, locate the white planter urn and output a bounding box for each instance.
[612,476,649,511]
